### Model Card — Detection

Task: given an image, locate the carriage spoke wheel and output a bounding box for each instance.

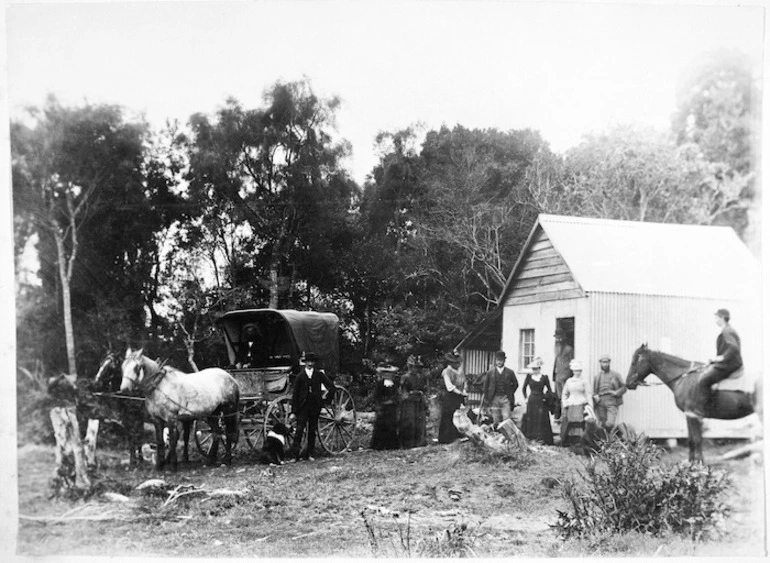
[264,395,300,452]
[241,400,268,450]
[318,385,357,455]
[193,418,225,458]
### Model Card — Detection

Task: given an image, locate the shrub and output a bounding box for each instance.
[554,432,730,541]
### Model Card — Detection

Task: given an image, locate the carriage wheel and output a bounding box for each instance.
[241,400,267,450]
[318,385,357,455]
[193,418,224,457]
[263,395,296,444]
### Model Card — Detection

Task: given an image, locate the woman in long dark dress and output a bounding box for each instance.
[521,358,554,445]
[398,355,428,448]
[371,364,401,450]
[438,351,467,444]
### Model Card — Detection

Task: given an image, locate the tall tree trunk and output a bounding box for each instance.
[268,265,279,309]
[54,230,77,375]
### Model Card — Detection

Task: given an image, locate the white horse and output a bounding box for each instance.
[120,348,240,471]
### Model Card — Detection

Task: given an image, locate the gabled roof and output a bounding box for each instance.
[499,214,760,302]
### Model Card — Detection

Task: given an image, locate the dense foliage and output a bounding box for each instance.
[555,434,731,540]
[12,52,759,383]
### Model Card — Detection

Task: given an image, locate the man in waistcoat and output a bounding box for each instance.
[592,354,626,430]
[481,351,518,426]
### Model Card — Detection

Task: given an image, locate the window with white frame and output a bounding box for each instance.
[519,329,535,370]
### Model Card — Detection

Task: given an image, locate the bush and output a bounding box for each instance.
[554,432,730,541]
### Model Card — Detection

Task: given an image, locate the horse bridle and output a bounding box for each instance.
[123,356,167,395]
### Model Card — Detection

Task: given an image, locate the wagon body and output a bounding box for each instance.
[192,309,356,456]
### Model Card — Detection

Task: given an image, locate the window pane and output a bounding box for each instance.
[519,329,535,371]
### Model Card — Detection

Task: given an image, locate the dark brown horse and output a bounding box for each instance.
[626,344,759,463]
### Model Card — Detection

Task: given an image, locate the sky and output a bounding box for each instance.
[4,0,766,185]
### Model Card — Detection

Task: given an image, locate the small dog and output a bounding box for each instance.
[262,421,292,465]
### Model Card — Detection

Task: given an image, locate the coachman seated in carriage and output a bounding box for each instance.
[235,324,269,368]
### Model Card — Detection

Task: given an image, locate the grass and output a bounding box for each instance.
[14,420,767,558]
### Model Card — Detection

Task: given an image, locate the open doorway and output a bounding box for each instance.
[555,317,575,352]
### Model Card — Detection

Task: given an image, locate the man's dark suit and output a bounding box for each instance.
[290,367,335,459]
[481,366,518,406]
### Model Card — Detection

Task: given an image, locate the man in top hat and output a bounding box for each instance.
[592,354,626,430]
[481,351,519,426]
[552,328,574,419]
[687,308,743,418]
[289,351,335,461]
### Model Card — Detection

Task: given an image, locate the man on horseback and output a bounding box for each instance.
[687,308,743,417]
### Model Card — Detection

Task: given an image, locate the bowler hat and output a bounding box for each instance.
[302,351,318,362]
[494,351,506,361]
[444,351,462,364]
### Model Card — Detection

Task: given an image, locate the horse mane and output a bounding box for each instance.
[644,347,695,369]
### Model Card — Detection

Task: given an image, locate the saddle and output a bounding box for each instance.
[692,365,752,393]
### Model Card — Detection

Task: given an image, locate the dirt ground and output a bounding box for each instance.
[12,416,768,559]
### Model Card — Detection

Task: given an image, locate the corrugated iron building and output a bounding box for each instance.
[470,214,761,438]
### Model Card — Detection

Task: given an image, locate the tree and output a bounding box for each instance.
[671,50,759,238]
[183,79,356,309]
[415,125,545,306]
[12,98,149,374]
[525,124,718,225]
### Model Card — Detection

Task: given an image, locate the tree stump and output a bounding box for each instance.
[453,407,528,455]
[50,406,91,493]
[83,418,100,472]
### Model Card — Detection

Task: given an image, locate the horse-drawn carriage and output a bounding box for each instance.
[193,309,357,457]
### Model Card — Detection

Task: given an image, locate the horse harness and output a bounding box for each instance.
[126,357,238,420]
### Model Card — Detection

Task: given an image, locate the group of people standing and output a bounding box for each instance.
[436,327,627,447]
[370,356,429,450]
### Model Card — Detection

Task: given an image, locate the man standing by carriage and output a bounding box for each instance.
[687,308,743,418]
[289,351,335,462]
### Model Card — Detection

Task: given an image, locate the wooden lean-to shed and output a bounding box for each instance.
[497,214,761,438]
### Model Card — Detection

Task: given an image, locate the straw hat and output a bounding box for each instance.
[527,357,543,369]
[569,359,583,371]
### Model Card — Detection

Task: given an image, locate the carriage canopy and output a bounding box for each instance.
[215,309,340,377]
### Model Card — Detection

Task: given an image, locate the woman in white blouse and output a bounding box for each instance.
[560,359,589,446]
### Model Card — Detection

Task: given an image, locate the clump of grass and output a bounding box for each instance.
[554,432,731,541]
[418,520,479,558]
[461,444,533,469]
